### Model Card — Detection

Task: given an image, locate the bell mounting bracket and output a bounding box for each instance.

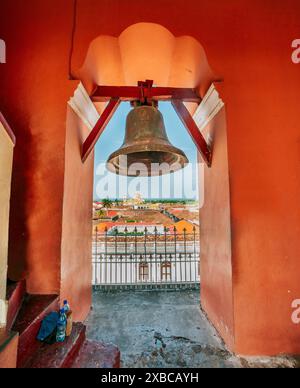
[82,80,212,166]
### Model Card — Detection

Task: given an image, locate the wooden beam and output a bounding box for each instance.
[171,99,212,167]
[81,98,120,162]
[91,85,201,103]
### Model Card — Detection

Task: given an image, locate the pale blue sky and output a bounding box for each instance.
[93,102,199,200]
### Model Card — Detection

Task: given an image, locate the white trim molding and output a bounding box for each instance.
[68,82,100,131]
[0,299,7,328]
[193,84,224,132]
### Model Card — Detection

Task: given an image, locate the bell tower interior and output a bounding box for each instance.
[1,0,300,365]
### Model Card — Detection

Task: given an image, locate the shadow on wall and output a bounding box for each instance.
[8,113,34,283]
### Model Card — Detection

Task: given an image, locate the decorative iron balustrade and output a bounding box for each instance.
[92,226,200,290]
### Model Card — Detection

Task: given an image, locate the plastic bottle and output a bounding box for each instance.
[66,309,73,337]
[63,300,73,337]
[63,300,70,313]
[56,308,67,343]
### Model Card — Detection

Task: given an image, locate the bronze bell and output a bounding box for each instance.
[106,105,189,177]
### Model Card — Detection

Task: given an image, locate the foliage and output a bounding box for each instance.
[97,209,105,218]
[102,198,113,208]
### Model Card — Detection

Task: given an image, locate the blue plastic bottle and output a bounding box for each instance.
[56,308,67,343]
[63,300,70,313]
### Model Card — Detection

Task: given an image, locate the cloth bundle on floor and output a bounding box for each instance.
[37,312,59,344]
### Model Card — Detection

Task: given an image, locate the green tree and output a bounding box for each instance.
[114,198,121,206]
[97,209,105,219]
[102,198,112,209]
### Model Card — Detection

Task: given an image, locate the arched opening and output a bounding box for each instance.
[61,23,231,366]
[91,101,201,289]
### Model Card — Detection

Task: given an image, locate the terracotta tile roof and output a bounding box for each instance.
[106,211,118,218]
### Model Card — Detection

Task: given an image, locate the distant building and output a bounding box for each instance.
[173,220,197,234]
[93,222,113,233]
[93,202,103,211]
[123,192,147,209]
[105,210,119,221]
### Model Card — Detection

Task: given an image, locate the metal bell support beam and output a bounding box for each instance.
[171,100,212,167]
[91,80,201,104]
[81,80,212,166]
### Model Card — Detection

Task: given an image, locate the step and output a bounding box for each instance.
[12,294,59,368]
[0,329,19,368]
[6,280,26,331]
[24,323,86,369]
[71,340,120,368]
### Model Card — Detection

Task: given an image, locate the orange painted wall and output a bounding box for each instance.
[217,10,300,353]
[200,110,234,349]
[60,107,93,322]
[0,0,300,355]
[0,0,75,294]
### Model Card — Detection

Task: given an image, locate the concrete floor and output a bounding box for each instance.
[86,290,298,368]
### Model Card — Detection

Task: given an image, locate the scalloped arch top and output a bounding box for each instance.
[77,23,217,96]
